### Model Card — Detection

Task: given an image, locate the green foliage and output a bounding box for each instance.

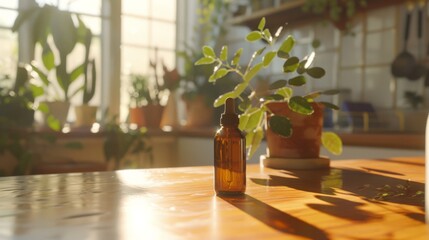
[195,17,342,157]
[128,74,152,107]
[13,4,95,103]
[103,116,152,169]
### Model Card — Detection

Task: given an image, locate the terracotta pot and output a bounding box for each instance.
[129,107,145,127]
[74,105,97,127]
[142,104,164,128]
[265,101,324,159]
[184,95,214,127]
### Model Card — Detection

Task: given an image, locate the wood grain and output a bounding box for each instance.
[0,157,426,239]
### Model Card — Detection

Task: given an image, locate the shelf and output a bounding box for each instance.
[230,0,408,31]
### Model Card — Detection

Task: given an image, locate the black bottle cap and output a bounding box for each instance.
[221,98,239,126]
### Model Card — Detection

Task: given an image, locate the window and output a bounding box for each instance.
[120,0,177,122]
[0,0,18,89]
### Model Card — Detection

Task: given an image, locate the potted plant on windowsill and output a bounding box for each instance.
[13,3,93,130]
[196,17,343,169]
[73,18,98,128]
[177,0,232,128]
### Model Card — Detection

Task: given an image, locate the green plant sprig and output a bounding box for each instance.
[196,17,342,158]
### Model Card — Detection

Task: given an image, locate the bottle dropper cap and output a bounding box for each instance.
[221,98,239,126]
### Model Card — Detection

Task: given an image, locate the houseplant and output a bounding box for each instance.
[196,17,343,169]
[13,3,93,128]
[177,0,232,127]
[128,74,152,127]
[73,18,98,127]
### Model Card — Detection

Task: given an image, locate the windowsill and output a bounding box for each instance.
[28,125,425,150]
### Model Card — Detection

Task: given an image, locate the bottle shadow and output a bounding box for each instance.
[219,194,330,240]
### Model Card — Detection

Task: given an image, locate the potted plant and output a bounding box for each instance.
[73,18,98,128]
[177,0,232,127]
[13,3,91,129]
[0,65,43,175]
[128,74,152,127]
[196,17,343,169]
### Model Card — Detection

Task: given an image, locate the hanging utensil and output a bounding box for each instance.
[408,3,426,81]
[391,9,416,78]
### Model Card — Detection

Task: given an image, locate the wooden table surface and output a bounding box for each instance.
[0,157,426,239]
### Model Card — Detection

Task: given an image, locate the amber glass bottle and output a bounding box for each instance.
[214,98,246,195]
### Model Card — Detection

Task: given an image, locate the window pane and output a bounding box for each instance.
[365,29,395,65]
[338,68,362,102]
[364,66,393,108]
[122,16,149,46]
[122,46,149,75]
[58,0,101,15]
[0,9,17,27]
[0,30,17,87]
[341,32,363,67]
[35,0,58,6]
[367,7,395,31]
[150,21,175,50]
[0,0,18,9]
[79,15,102,36]
[123,0,149,16]
[151,0,176,21]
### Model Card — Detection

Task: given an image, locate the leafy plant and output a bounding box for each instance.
[129,74,152,107]
[404,91,423,109]
[13,3,95,103]
[103,116,152,170]
[177,0,231,106]
[196,17,342,157]
[302,0,367,31]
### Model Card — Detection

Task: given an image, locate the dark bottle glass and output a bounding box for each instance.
[214,98,246,195]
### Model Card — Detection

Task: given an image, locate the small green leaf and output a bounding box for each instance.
[263,29,272,42]
[297,60,308,74]
[30,64,50,87]
[320,101,340,110]
[209,68,228,83]
[248,127,263,158]
[30,84,44,97]
[312,39,321,49]
[263,51,276,67]
[279,35,295,54]
[244,62,264,82]
[306,67,326,78]
[42,44,55,71]
[38,102,49,113]
[239,114,250,131]
[220,46,228,61]
[276,87,293,99]
[255,47,266,56]
[246,31,262,42]
[288,76,306,86]
[47,115,61,131]
[202,45,216,58]
[70,63,85,82]
[304,91,321,100]
[232,82,248,97]
[258,17,266,31]
[269,79,287,90]
[195,57,215,65]
[231,48,243,66]
[283,57,299,72]
[322,132,343,155]
[214,91,235,108]
[277,51,289,59]
[289,96,313,115]
[269,115,292,138]
[243,108,264,132]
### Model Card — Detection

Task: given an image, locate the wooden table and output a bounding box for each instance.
[0,157,426,239]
